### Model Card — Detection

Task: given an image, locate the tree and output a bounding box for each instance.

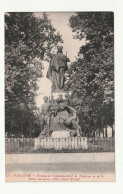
[67,12,114,136]
[5,12,62,137]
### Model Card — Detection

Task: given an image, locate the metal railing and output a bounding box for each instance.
[5,137,115,154]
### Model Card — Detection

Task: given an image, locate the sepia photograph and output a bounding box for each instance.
[5,11,115,182]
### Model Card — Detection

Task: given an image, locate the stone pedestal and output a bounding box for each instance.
[51,130,70,138]
[49,92,68,100]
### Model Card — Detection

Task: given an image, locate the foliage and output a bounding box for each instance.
[67,12,114,135]
[5,12,62,137]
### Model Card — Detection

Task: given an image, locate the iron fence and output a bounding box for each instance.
[5,137,115,154]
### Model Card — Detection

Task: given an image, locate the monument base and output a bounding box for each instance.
[49,92,68,100]
[51,130,70,138]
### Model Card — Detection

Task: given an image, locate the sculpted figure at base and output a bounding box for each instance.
[39,96,51,137]
[49,97,81,136]
[46,46,70,92]
[39,95,82,138]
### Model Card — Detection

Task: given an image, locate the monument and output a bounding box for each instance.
[46,45,70,92]
[34,46,88,150]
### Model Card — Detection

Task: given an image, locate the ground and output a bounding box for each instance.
[5,153,115,182]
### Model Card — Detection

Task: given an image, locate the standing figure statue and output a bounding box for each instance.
[39,96,51,137]
[46,46,70,92]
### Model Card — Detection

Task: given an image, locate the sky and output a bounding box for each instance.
[34,12,85,109]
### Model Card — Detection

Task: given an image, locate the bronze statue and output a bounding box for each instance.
[49,97,81,136]
[38,45,82,138]
[39,96,82,138]
[39,96,51,137]
[46,46,70,92]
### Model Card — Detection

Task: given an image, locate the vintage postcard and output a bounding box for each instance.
[5,12,115,182]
